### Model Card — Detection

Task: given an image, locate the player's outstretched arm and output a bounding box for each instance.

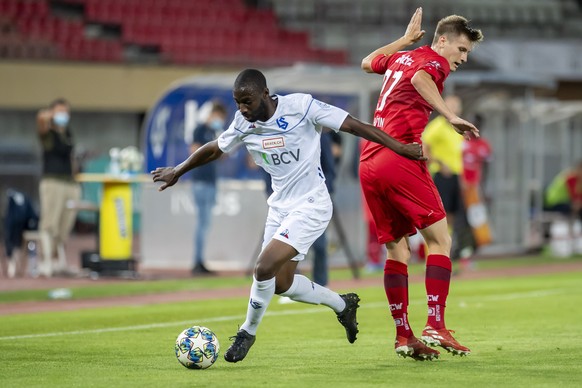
[411,71,480,139]
[361,7,425,73]
[151,140,224,191]
[340,115,426,161]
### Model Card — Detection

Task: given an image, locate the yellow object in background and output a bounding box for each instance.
[99,182,133,259]
[423,116,464,175]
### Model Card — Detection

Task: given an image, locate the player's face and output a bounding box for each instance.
[233,87,270,122]
[437,34,473,72]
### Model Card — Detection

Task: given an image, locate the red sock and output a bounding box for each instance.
[425,254,452,330]
[384,259,412,338]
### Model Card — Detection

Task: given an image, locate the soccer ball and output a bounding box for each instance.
[175,326,220,369]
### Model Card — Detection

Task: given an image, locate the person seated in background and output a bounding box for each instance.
[543,160,582,256]
[544,160,582,221]
[2,189,39,278]
[544,160,582,217]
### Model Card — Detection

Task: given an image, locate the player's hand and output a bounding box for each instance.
[37,109,53,122]
[398,142,428,161]
[449,117,480,140]
[404,7,425,45]
[151,167,179,191]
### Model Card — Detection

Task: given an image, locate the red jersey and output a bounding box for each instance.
[360,46,449,161]
[462,138,492,185]
[566,174,582,203]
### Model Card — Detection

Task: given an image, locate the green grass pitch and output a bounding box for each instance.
[1,268,582,387]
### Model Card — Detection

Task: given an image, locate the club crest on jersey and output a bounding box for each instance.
[279,229,289,239]
[262,137,285,149]
[276,116,289,129]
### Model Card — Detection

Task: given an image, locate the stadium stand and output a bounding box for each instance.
[0,0,348,66]
[270,0,581,64]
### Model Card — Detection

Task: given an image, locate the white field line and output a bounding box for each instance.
[0,288,565,341]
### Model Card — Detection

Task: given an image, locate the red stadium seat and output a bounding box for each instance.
[2,0,347,66]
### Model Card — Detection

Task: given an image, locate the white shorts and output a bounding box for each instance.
[262,185,333,261]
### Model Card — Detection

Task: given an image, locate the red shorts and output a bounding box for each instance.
[359,148,446,244]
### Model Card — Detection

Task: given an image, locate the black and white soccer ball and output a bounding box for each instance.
[175,326,220,369]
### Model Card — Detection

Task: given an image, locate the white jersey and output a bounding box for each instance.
[217,93,348,210]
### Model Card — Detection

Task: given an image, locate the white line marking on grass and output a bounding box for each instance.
[0,308,325,341]
[0,288,567,341]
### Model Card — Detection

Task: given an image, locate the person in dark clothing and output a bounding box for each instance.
[2,189,39,277]
[36,98,80,277]
[310,129,339,286]
[189,101,228,275]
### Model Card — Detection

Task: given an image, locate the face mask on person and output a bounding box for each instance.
[209,118,224,131]
[53,112,70,127]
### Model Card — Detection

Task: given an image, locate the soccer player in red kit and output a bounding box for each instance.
[359,8,483,360]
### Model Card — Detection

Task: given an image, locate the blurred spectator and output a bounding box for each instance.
[422,95,464,261]
[544,160,582,257]
[358,139,385,272]
[329,131,343,166]
[456,114,493,270]
[189,101,228,275]
[362,195,384,272]
[422,95,464,226]
[2,189,39,278]
[37,98,81,277]
[310,129,340,286]
[544,160,582,221]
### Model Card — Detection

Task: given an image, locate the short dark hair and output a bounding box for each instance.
[234,69,267,93]
[433,15,484,45]
[49,98,69,109]
[210,101,228,116]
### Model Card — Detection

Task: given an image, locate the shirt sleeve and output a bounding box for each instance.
[305,96,349,133]
[419,57,449,85]
[371,54,391,74]
[217,118,243,153]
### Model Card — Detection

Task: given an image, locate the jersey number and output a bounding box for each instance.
[376,70,403,111]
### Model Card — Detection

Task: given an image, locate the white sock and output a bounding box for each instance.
[240,276,276,336]
[280,274,346,313]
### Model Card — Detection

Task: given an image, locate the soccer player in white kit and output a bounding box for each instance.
[151,69,426,363]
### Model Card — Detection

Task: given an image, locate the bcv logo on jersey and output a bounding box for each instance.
[262,149,301,165]
[276,116,289,129]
